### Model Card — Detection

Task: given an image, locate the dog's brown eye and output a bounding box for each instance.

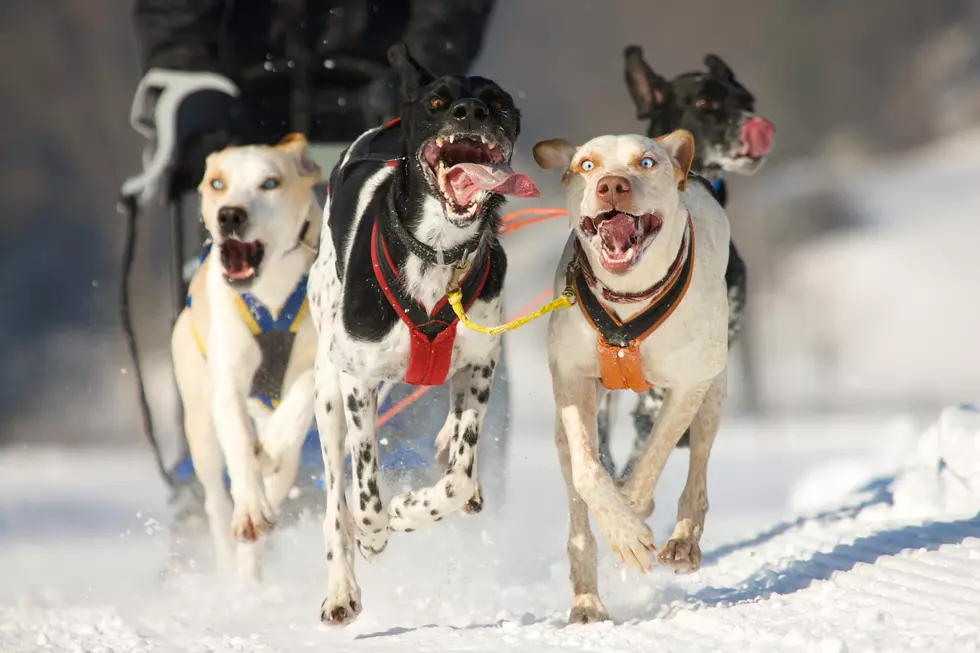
[490,100,503,111]
[260,178,281,191]
[429,97,445,110]
[695,98,721,111]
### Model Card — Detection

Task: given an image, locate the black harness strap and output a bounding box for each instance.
[382,191,483,266]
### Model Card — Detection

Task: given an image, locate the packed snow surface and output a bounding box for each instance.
[2,403,980,652]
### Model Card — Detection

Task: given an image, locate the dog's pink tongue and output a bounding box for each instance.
[598,213,636,255]
[446,163,540,205]
[739,116,774,158]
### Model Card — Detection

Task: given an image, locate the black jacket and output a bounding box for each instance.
[133,0,496,143]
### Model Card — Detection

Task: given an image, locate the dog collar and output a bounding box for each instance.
[572,215,695,392]
[383,191,484,266]
[371,217,492,386]
[576,224,690,304]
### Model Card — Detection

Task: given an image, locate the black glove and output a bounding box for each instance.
[168,89,254,197]
[360,70,403,127]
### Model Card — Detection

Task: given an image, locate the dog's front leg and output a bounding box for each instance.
[553,370,654,573]
[620,380,711,571]
[338,371,389,560]
[316,355,361,626]
[555,405,609,624]
[256,368,314,503]
[388,351,499,531]
[659,372,726,573]
[210,377,275,546]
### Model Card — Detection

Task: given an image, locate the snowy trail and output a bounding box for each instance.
[3,405,980,652]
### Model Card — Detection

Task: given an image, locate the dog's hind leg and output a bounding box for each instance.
[316,358,361,626]
[596,391,619,478]
[388,356,498,532]
[338,371,389,560]
[621,387,667,481]
[555,408,610,624]
[658,371,726,573]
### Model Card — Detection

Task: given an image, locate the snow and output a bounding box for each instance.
[2,401,980,651]
[752,127,980,411]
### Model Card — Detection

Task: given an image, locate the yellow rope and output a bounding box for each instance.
[447,260,576,335]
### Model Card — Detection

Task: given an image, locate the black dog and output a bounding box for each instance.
[308,43,538,626]
[597,46,774,479]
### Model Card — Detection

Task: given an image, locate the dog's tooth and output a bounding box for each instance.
[436,137,445,147]
[449,134,456,144]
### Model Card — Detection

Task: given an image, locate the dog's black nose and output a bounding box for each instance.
[450,98,489,129]
[217,206,248,236]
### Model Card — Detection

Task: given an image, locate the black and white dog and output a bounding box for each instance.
[597,47,774,478]
[307,44,538,626]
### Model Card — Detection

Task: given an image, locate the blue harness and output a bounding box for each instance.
[174,243,433,487]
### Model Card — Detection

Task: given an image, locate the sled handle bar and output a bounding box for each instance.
[120,69,240,202]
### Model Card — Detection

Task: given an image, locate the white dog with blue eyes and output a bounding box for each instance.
[533,130,730,624]
[171,133,322,580]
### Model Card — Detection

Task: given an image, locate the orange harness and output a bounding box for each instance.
[572,216,695,392]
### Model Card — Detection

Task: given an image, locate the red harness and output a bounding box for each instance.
[370,220,491,386]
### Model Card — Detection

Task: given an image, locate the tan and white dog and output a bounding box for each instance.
[171,134,321,579]
[533,130,730,623]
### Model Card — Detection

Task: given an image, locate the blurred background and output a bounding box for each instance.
[3,0,980,454]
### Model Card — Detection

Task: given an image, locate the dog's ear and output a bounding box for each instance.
[387,43,436,102]
[276,133,321,184]
[704,54,736,83]
[624,46,671,120]
[533,139,576,170]
[656,129,695,191]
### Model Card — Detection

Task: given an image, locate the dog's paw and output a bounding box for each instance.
[355,528,389,561]
[320,589,361,627]
[568,593,610,625]
[594,507,655,573]
[657,536,701,574]
[461,484,483,514]
[387,498,422,533]
[231,486,275,542]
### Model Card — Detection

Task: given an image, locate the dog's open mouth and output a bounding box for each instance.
[220,239,265,283]
[581,211,662,274]
[420,134,539,220]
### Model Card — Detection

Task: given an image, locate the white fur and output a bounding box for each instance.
[308,170,503,626]
[172,138,321,580]
[541,133,730,623]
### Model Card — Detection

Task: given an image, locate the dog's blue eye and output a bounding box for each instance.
[210,178,224,191]
[261,178,281,191]
[640,156,656,169]
[581,160,595,172]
